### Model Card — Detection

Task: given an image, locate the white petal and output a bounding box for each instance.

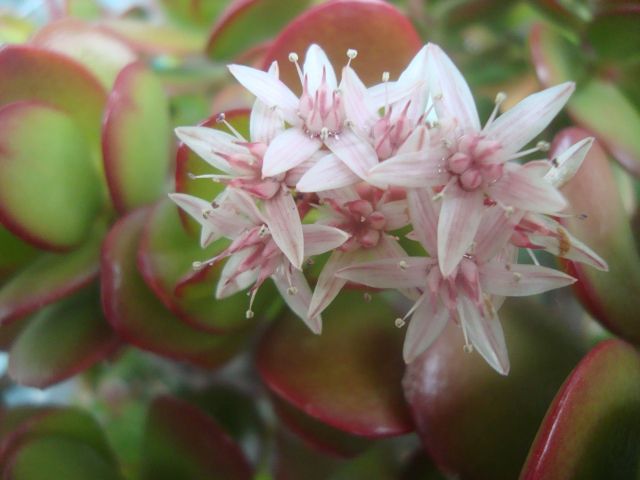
[407,188,439,255]
[175,126,244,172]
[367,151,448,188]
[340,65,378,128]
[302,224,349,256]
[485,82,574,156]
[479,263,576,297]
[325,129,378,179]
[303,43,337,91]
[272,267,321,334]
[228,64,299,122]
[262,128,322,177]
[474,206,524,263]
[427,43,481,133]
[457,294,510,375]
[545,137,593,188]
[169,193,235,245]
[249,63,284,144]
[438,184,485,276]
[378,200,409,231]
[216,249,259,298]
[336,257,433,289]
[530,229,608,272]
[404,300,449,363]
[296,152,361,192]
[265,188,304,269]
[307,250,350,320]
[225,188,265,225]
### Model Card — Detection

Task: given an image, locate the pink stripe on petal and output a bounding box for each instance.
[457,294,510,375]
[368,151,448,188]
[427,43,481,133]
[437,184,485,277]
[404,300,449,363]
[474,206,524,263]
[479,263,576,297]
[302,224,349,256]
[485,82,574,156]
[175,126,243,172]
[262,128,322,177]
[341,66,377,128]
[407,189,439,255]
[378,200,409,231]
[336,257,432,289]
[265,188,304,269]
[296,153,361,192]
[529,232,608,271]
[303,44,337,92]
[307,250,350,320]
[325,129,378,179]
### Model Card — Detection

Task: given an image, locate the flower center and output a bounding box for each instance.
[446,134,502,192]
[334,199,386,251]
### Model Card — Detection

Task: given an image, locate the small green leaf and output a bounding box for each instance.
[103,63,172,213]
[0,101,103,250]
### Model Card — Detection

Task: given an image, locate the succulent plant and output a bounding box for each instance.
[0,0,639,479]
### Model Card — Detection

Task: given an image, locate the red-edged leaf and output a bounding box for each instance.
[30,18,137,89]
[141,396,253,480]
[0,101,104,251]
[402,299,585,480]
[159,0,226,30]
[100,208,248,369]
[0,45,106,145]
[262,0,422,89]
[521,339,640,479]
[552,128,640,344]
[103,62,172,213]
[0,228,102,326]
[7,285,119,388]
[205,0,312,61]
[257,291,413,438]
[138,199,273,333]
[585,7,640,62]
[529,22,583,88]
[0,227,37,282]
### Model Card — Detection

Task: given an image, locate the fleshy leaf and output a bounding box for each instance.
[0,45,106,146]
[0,227,37,282]
[529,22,584,87]
[7,285,118,388]
[137,199,274,332]
[141,396,253,480]
[552,128,640,344]
[257,291,413,438]
[0,102,103,251]
[0,229,102,326]
[403,299,585,480]
[262,0,422,89]
[160,0,227,30]
[101,208,248,368]
[585,8,640,61]
[30,18,137,89]
[206,0,312,61]
[521,339,640,479]
[103,62,172,213]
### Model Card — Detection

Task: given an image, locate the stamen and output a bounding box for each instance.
[216,113,246,141]
[363,292,372,302]
[246,288,258,319]
[461,320,473,353]
[526,248,541,266]
[287,286,298,295]
[508,141,551,160]
[394,318,406,328]
[320,127,329,141]
[288,52,304,84]
[381,71,391,115]
[483,91,507,131]
[398,260,408,270]
[346,48,358,67]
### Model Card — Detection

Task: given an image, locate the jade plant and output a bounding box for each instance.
[0,0,639,479]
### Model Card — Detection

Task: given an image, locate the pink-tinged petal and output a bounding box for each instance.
[474,207,524,263]
[396,124,431,155]
[368,151,447,188]
[302,224,349,256]
[215,249,259,299]
[407,188,439,255]
[337,257,433,289]
[296,152,360,192]
[489,164,567,214]
[404,300,449,363]
[438,184,485,277]
[378,200,409,231]
[485,82,574,156]
[341,66,377,128]
[227,64,299,122]
[457,294,510,375]
[272,267,321,334]
[249,62,284,144]
[325,129,378,179]
[175,126,243,172]
[307,250,350,320]
[265,187,304,269]
[168,193,220,246]
[480,263,576,297]
[262,128,322,177]
[530,231,608,271]
[225,188,266,225]
[427,43,480,133]
[303,44,337,91]
[544,137,593,188]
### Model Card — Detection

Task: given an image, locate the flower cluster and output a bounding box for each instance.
[171,43,607,375]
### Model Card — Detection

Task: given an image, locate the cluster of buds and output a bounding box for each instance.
[171,43,607,375]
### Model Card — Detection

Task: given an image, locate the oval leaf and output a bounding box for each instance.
[141,396,253,480]
[101,208,248,368]
[103,62,172,213]
[257,291,413,438]
[262,0,422,88]
[522,339,640,479]
[0,101,103,251]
